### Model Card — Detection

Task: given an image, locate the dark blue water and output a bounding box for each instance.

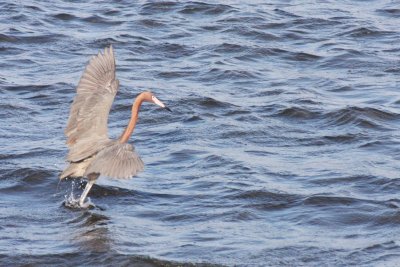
[1,1,400,266]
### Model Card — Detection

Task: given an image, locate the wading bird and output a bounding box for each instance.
[60,46,171,207]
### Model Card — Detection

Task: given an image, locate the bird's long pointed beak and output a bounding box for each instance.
[152,96,172,112]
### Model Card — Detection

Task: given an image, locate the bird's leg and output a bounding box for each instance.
[79,173,99,208]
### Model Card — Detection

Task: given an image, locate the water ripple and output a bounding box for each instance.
[1,0,400,266]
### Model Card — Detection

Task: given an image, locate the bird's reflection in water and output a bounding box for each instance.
[68,211,112,253]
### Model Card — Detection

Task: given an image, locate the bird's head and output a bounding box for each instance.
[143,91,171,112]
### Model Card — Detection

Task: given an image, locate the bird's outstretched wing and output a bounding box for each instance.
[65,46,119,162]
[85,142,144,179]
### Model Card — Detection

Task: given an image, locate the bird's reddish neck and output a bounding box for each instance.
[119,93,146,143]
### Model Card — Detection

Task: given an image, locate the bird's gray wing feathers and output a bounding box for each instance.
[84,142,144,179]
[65,46,119,162]
[67,137,112,162]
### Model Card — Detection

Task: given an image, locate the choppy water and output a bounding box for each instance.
[1,0,400,266]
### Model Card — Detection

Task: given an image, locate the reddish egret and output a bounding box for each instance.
[60,46,170,207]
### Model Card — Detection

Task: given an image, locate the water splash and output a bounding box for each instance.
[63,179,94,209]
